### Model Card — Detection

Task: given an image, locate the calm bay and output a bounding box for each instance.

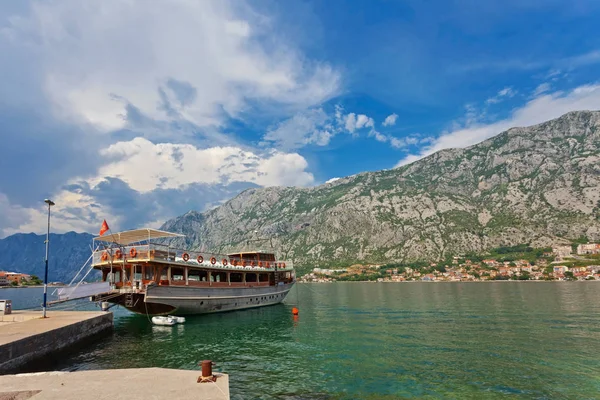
[4,282,600,399]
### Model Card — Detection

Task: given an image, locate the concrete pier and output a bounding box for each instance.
[0,368,230,399]
[0,311,113,374]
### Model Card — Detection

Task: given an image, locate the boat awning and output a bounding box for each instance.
[93,228,185,245]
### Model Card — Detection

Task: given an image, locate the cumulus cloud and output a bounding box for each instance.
[396,83,600,167]
[98,137,315,191]
[382,113,398,127]
[345,113,374,133]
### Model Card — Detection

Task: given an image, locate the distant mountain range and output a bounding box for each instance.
[2,110,599,277]
[161,110,600,274]
[0,232,94,282]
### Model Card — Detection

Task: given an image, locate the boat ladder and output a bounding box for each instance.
[125,293,134,307]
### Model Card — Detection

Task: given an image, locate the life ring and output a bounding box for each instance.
[222,258,228,266]
[182,253,190,262]
[233,259,238,266]
[197,255,204,263]
[258,261,263,268]
[115,249,122,259]
[282,262,286,268]
[251,261,256,267]
[266,262,270,268]
[242,260,247,267]
[129,247,137,258]
[101,251,108,261]
[210,257,217,265]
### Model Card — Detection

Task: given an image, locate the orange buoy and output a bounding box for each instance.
[292,307,299,316]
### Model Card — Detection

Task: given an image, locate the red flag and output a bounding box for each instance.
[99,220,110,236]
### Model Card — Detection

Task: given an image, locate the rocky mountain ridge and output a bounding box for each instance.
[161,110,600,272]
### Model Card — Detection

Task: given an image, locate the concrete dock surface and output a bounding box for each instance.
[0,311,113,373]
[0,368,230,400]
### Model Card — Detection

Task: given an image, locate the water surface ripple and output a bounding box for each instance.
[12,282,600,399]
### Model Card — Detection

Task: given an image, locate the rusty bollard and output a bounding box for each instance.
[197,360,217,383]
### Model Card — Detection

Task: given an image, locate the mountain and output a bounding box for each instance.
[161,110,600,273]
[0,232,94,282]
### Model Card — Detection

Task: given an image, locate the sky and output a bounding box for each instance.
[2,0,600,237]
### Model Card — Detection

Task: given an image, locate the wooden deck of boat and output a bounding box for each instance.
[0,368,230,400]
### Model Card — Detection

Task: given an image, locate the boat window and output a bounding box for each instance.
[188,269,208,281]
[144,266,153,280]
[230,273,243,283]
[213,271,227,282]
[171,267,185,281]
[134,265,142,280]
[159,267,168,280]
[113,270,121,283]
[259,273,269,282]
[246,273,257,282]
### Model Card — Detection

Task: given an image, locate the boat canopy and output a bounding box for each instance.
[93,228,184,245]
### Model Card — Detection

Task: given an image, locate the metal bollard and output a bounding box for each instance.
[197,360,217,383]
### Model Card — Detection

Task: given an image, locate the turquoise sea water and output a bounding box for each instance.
[4,282,600,399]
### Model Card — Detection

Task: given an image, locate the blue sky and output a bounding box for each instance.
[2,0,600,237]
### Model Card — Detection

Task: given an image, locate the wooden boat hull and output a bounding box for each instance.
[97,282,295,316]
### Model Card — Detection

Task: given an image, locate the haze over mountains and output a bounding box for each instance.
[2,111,599,278]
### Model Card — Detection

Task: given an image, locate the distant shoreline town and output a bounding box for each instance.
[300,243,600,283]
[0,271,43,287]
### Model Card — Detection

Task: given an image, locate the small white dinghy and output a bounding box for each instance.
[151,316,177,326]
[168,315,186,324]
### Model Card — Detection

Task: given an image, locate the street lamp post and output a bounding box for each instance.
[43,199,55,318]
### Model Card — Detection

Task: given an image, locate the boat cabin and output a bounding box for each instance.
[91,228,294,291]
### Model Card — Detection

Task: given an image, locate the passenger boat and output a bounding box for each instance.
[90,228,296,316]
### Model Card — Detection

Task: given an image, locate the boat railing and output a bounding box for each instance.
[92,243,294,270]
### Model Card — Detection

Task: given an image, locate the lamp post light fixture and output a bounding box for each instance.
[43,199,55,318]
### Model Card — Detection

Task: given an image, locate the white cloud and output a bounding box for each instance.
[344,113,374,133]
[263,108,332,150]
[396,83,600,167]
[533,82,551,96]
[4,0,340,132]
[382,113,398,127]
[98,137,314,192]
[485,87,517,104]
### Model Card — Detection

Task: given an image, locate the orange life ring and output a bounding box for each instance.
[233,259,238,266]
[182,253,190,261]
[197,255,204,263]
[101,251,108,261]
[266,262,270,268]
[129,247,137,258]
[282,262,286,268]
[258,261,263,268]
[251,261,256,267]
[222,258,228,266]
[242,260,247,267]
[115,249,122,259]
[210,257,217,265]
